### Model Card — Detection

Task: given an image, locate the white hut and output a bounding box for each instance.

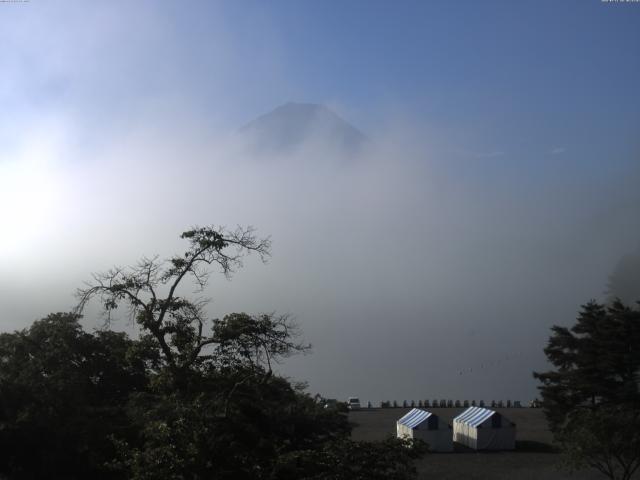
[396,408,453,452]
[453,406,516,450]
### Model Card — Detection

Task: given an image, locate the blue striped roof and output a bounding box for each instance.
[454,406,495,427]
[397,408,433,429]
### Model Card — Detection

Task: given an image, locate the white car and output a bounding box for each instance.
[347,397,361,410]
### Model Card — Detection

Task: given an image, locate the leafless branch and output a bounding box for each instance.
[74,226,272,381]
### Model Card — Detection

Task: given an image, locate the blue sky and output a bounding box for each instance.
[3,1,639,146]
[190,0,640,155]
[0,1,639,401]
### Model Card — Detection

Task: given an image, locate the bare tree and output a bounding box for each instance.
[76,225,273,379]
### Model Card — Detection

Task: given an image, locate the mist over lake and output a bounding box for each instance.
[1,1,639,408]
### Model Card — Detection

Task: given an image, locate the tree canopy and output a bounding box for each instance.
[76,225,272,383]
[534,299,640,480]
[0,312,152,478]
[0,226,427,479]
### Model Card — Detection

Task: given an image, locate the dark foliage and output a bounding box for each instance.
[0,313,424,480]
[0,227,427,479]
[0,313,152,479]
[559,406,640,480]
[534,300,640,480]
[273,436,428,480]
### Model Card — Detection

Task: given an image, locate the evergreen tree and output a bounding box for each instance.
[535,300,640,428]
[534,300,640,480]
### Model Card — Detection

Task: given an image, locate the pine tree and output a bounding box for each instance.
[535,300,640,427]
[534,300,640,480]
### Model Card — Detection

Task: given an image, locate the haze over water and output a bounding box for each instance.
[1,1,639,404]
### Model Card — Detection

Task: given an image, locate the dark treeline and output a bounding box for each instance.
[0,226,426,479]
[2,225,638,479]
[535,299,640,480]
[0,312,425,479]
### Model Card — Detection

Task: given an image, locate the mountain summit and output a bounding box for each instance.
[239,102,368,155]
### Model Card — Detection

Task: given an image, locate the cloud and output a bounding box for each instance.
[1,2,639,406]
[550,147,566,155]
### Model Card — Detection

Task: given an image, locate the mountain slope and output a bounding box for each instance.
[239,102,368,155]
